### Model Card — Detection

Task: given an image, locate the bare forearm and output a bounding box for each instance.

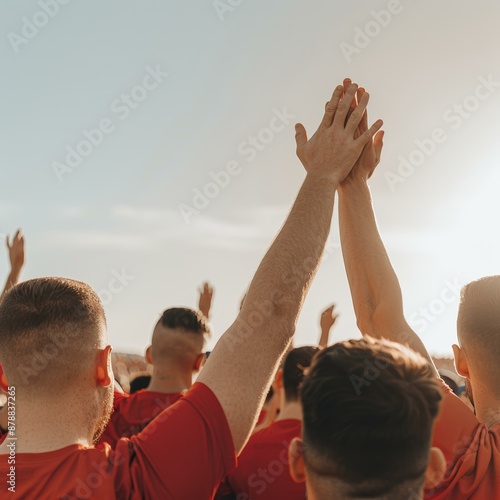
[338,181,437,371]
[199,173,337,451]
[338,181,403,328]
[240,173,336,338]
[319,327,330,348]
[0,270,21,303]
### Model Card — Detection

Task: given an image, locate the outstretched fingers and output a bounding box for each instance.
[333,83,358,128]
[345,91,370,135]
[357,88,368,135]
[374,130,385,164]
[357,119,384,149]
[320,85,344,129]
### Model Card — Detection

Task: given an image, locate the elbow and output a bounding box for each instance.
[356,305,389,338]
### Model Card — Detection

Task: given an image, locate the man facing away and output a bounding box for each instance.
[99,307,210,448]
[0,81,383,498]
[290,337,446,500]
[337,77,500,498]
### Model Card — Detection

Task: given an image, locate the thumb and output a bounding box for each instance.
[374,130,384,165]
[294,123,308,151]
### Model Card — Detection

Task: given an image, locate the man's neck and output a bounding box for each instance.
[147,367,193,394]
[474,393,500,427]
[276,400,302,421]
[0,397,94,454]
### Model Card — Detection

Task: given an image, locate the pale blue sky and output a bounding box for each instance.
[1,1,500,357]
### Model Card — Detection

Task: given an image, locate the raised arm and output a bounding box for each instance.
[198,82,383,451]
[319,304,338,348]
[1,230,25,304]
[198,281,214,320]
[338,85,437,373]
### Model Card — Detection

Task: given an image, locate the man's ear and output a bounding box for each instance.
[424,447,446,490]
[289,437,306,483]
[193,353,204,372]
[96,345,113,387]
[275,369,284,390]
[452,344,470,378]
[145,346,153,365]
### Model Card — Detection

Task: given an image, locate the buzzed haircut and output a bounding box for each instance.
[0,277,105,390]
[282,346,318,402]
[159,307,210,338]
[300,337,442,497]
[457,275,500,355]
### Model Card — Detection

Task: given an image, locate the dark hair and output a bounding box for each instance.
[265,385,274,403]
[457,276,500,356]
[283,346,318,401]
[0,277,105,388]
[160,307,210,337]
[130,374,151,394]
[300,337,442,495]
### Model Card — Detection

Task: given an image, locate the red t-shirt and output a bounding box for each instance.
[425,383,500,499]
[99,389,183,448]
[228,418,305,499]
[0,382,236,499]
[256,408,267,427]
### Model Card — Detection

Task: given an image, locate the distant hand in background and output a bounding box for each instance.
[1,229,26,303]
[319,304,338,348]
[198,281,214,320]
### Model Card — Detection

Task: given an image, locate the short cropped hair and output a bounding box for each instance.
[0,277,105,390]
[457,276,500,356]
[159,307,210,338]
[300,337,442,496]
[282,346,318,402]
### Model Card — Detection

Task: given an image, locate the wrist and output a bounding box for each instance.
[305,171,340,189]
[7,269,21,284]
[338,177,370,196]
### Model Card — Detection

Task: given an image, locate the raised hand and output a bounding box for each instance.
[198,281,214,320]
[341,79,384,185]
[1,229,26,303]
[319,304,339,348]
[6,229,25,276]
[295,82,383,184]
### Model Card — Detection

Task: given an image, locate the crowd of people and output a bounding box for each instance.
[0,79,498,499]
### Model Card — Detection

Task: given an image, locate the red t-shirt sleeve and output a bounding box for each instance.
[115,382,237,499]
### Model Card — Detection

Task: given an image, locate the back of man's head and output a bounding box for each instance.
[0,277,106,394]
[282,346,318,402]
[299,337,443,499]
[149,307,210,370]
[457,275,500,392]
